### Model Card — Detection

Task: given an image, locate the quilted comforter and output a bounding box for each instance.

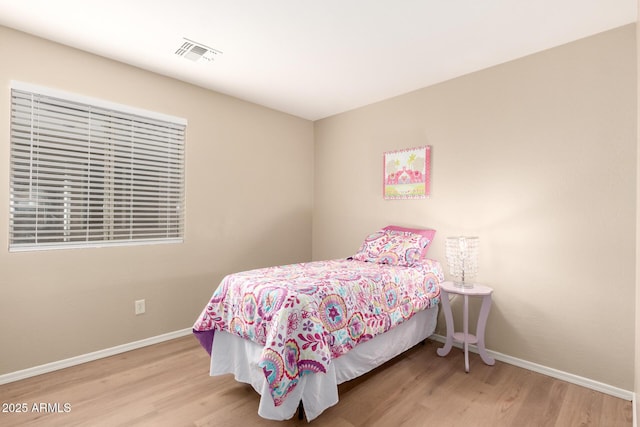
[193,258,442,406]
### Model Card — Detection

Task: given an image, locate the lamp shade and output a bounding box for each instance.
[445,236,479,287]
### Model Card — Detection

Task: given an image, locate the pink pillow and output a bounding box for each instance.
[382,225,436,258]
[353,226,436,266]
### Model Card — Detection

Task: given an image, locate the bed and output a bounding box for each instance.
[193,226,443,421]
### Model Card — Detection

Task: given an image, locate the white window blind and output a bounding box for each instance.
[9,83,186,251]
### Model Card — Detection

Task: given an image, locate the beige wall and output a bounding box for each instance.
[314,25,636,390]
[0,26,314,375]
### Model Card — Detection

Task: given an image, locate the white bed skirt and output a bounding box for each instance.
[210,305,439,421]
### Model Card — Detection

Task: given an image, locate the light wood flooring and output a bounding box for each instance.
[0,336,632,426]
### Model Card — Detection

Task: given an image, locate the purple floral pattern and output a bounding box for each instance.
[353,229,432,267]
[193,258,442,407]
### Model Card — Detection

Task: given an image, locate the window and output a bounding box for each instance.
[9,82,186,251]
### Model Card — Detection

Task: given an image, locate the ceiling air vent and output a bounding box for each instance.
[175,38,222,62]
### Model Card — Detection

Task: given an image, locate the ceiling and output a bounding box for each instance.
[0,1,636,121]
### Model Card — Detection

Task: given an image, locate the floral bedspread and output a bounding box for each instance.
[193,258,442,406]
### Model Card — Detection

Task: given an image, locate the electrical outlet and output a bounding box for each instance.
[135,299,146,315]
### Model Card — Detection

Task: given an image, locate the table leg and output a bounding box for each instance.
[436,290,453,357]
[463,294,469,373]
[476,294,495,366]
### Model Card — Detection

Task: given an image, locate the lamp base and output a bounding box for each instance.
[453,281,474,289]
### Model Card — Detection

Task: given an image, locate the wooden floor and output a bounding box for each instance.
[0,336,632,427]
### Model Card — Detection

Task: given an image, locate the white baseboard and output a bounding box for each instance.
[0,328,193,385]
[430,334,634,402]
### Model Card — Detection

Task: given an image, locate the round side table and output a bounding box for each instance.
[436,281,495,372]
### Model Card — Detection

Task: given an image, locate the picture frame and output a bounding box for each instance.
[383,145,431,199]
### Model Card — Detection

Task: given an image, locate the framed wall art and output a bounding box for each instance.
[383,145,431,200]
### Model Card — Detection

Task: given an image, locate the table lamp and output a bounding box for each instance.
[445,236,479,288]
